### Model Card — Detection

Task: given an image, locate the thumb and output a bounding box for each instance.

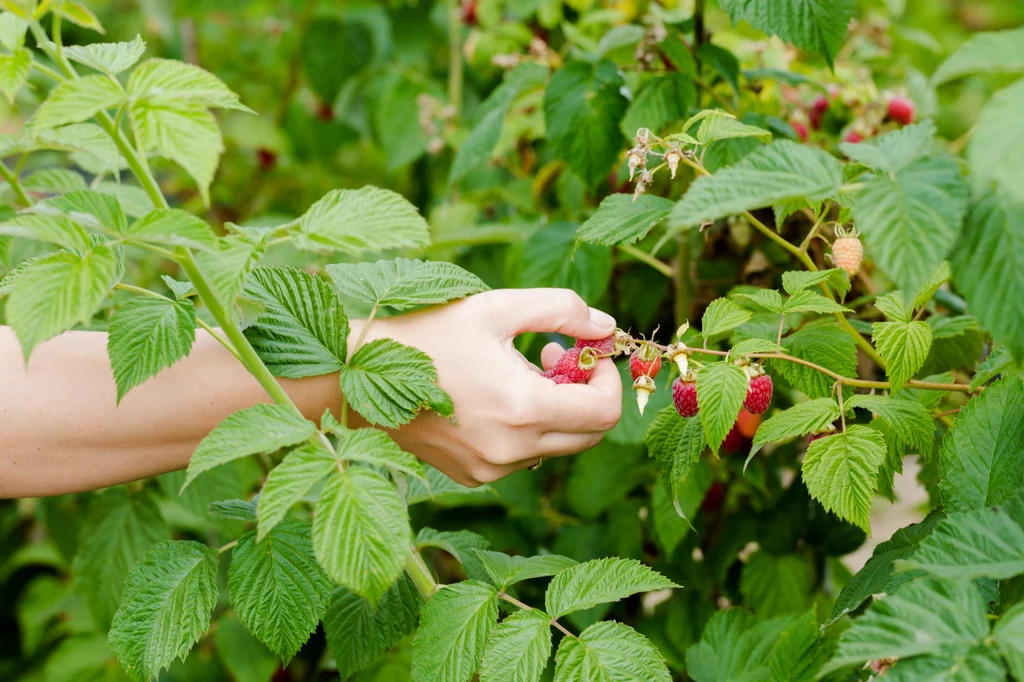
[487,288,616,339]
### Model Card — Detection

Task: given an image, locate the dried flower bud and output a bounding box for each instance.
[633,375,656,416]
[665,146,683,178]
[626,149,646,181]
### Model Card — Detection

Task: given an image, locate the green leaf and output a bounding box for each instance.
[324,576,421,680]
[0,47,29,103]
[22,168,88,194]
[72,489,169,629]
[739,551,814,618]
[940,374,1024,513]
[7,244,118,359]
[207,498,257,522]
[56,2,103,32]
[827,514,942,626]
[651,466,712,554]
[839,121,937,174]
[295,186,430,255]
[370,71,430,171]
[257,442,336,540]
[479,609,552,682]
[0,214,91,250]
[416,527,492,581]
[696,361,749,455]
[313,467,411,602]
[801,425,886,532]
[126,208,217,250]
[645,409,706,500]
[108,540,219,682]
[668,141,842,234]
[719,0,854,65]
[450,62,548,183]
[516,221,610,304]
[702,298,753,341]
[872,320,932,391]
[620,73,695,137]
[227,520,333,663]
[575,193,674,247]
[95,182,154,218]
[107,296,196,403]
[33,74,124,129]
[340,338,453,429]
[899,494,1024,580]
[334,427,425,482]
[195,234,266,311]
[729,337,785,357]
[566,440,647,520]
[696,114,771,145]
[821,577,989,675]
[242,266,350,379]
[781,268,851,298]
[213,613,279,682]
[326,258,487,311]
[750,398,840,456]
[972,346,1016,390]
[846,395,934,456]
[913,261,953,311]
[733,288,786,314]
[543,60,628,187]
[554,620,671,682]
[952,190,1024,361]
[128,58,249,111]
[686,609,792,682]
[65,35,146,74]
[768,611,825,682]
[0,12,27,50]
[411,580,498,682]
[875,291,912,322]
[782,290,851,314]
[299,16,373,104]
[471,549,577,590]
[931,26,1024,84]
[968,80,1024,202]
[41,189,127,233]
[545,557,678,619]
[183,404,316,490]
[993,603,1024,680]
[852,153,969,298]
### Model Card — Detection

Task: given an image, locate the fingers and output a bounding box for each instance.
[540,342,566,371]
[479,289,616,340]
[537,431,605,458]
[531,358,623,433]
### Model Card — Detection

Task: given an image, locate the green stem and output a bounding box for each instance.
[498,592,574,637]
[350,304,378,358]
[674,236,692,330]
[406,547,439,599]
[618,244,673,278]
[0,160,31,206]
[447,0,463,120]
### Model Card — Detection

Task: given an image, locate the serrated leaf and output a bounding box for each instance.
[739,551,813,618]
[781,268,851,298]
[72,489,169,629]
[339,338,453,429]
[65,35,146,74]
[335,427,425,481]
[696,115,771,145]
[554,620,671,682]
[295,186,430,255]
[241,266,349,379]
[913,261,953,311]
[875,291,912,322]
[0,213,91,250]
[313,467,411,602]
[969,79,1024,203]
[184,404,316,489]
[207,498,257,522]
[41,189,127,233]
[668,141,842,234]
[56,1,103,32]
[195,234,266,311]
[733,289,786,314]
[326,258,487,311]
[750,398,840,457]
[257,442,335,541]
[33,74,124,129]
[107,296,196,403]
[801,425,886,531]
[872,319,932,391]
[729,337,784,357]
[853,153,969,298]
[324,576,421,680]
[416,528,492,582]
[407,466,496,506]
[972,347,1016,390]
[545,558,678,619]
[720,0,854,65]
[0,12,27,51]
[839,121,937,174]
[575,193,674,247]
[783,290,850,314]
[696,361,749,455]
[993,603,1024,680]
[932,26,1024,85]
[108,540,219,682]
[645,409,706,499]
[126,208,216,250]
[128,58,249,111]
[35,122,125,175]
[131,100,223,205]
[214,612,279,682]
[227,520,333,663]
[686,609,794,682]
[411,580,498,682]
[543,60,628,187]
[620,72,695,137]
[702,298,753,341]
[7,244,118,359]
[94,182,154,218]
[21,168,88,194]
[516,221,611,304]
[846,395,934,456]
[939,374,1024,513]
[0,46,29,104]
[471,549,577,590]
[479,609,552,682]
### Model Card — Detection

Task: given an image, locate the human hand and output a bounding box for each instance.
[351,289,623,486]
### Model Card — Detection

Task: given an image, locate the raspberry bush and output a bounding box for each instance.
[2,1,1024,681]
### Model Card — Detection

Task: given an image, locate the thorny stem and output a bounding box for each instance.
[499,592,574,638]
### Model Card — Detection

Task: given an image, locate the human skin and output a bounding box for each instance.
[0,288,622,498]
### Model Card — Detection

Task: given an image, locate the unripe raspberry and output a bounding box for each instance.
[672,377,699,418]
[743,372,773,415]
[630,345,662,381]
[550,347,597,384]
[634,374,656,416]
[832,229,864,278]
[887,96,915,125]
[575,335,616,355]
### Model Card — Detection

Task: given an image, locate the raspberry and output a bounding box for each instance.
[887,96,915,125]
[843,129,864,144]
[575,335,615,355]
[550,347,597,384]
[743,373,773,415]
[551,374,573,385]
[736,410,761,439]
[810,94,829,129]
[701,481,726,513]
[629,345,662,381]
[832,228,864,277]
[722,424,744,452]
[672,377,699,418]
[791,120,808,142]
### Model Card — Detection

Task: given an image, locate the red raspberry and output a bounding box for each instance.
[810,94,829,130]
[722,424,743,452]
[843,129,864,144]
[887,96,915,126]
[701,482,726,512]
[550,347,597,384]
[629,345,662,381]
[791,120,808,142]
[672,377,699,418]
[832,234,864,277]
[256,148,277,170]
[551,374,573,385]
[736,410,761,439]
[575,335,615,355]
[743,373,773,415]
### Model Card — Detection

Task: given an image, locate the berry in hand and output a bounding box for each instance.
[832,227,864,277]
[550,347,597,384]
[672,377,699,418]
[575,335,616,355]
[887,96,915,125]
[629,344,662,381]
[743,371,773,415]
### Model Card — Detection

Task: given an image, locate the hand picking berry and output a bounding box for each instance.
[549,347,598,384]
[672,375,699,418]
[743,366,773,415]
[831,226,863,278]
[575,335,616,355]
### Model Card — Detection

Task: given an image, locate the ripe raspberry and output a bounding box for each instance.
[575,335,615,355]
[887,96,915,125]
[743,373,773,415]
[722,424,744,452]
[832,231,864,278]
[736,410,761,439]
[550,374,573,385]
[629,345,662,381]
[843,129,864,144]
[701,481,726,513]
[791,120,808,142]
[672,377,699,418]
[810,94,829,129]
[550,347,597,384]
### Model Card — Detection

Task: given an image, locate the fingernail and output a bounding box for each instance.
[589,308,615,330]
